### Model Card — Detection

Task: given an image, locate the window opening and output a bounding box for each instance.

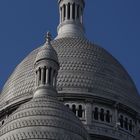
[68,3,70,19]
[106,110,110,123]
[120,115,124,128]
[94,107,99,120]
[100,109,104,121]
[124,118,128,130]
[72,104,76,114]
[78,105,83,118]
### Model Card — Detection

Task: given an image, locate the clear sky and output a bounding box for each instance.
[0,0,140,93]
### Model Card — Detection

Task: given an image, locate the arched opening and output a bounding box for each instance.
[129,120,133,132]
[43,67,46,84]
[120,115,124,128]
[72,104,76,114]
[60,7,62,22]
[106,110,110,123]
[78,105,83,118]
[39,68,41,85]
[72,3,75,19]
[77,5,79,19]
[94,107,99,120]
[63,4,66,21]
[100,109,104,121]
[48,68,52,85]
[124,117,128,130]
[66,104,69,108]
[67,3,70,20]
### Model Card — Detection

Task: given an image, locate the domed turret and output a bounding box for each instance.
[0,33,90,140]
[34,32,59,97]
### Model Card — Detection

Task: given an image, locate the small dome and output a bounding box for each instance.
[35,32,58,64]
[0,96,89,140]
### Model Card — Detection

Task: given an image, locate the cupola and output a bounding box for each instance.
[57,0,85,38]
[34,32,59,98]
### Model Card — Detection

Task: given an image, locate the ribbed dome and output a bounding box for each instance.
[0,37,139,111]
[0,96,89,140]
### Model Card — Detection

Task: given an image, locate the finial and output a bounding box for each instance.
[46,31,52,44]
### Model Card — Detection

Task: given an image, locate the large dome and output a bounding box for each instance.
[0,37,139,112]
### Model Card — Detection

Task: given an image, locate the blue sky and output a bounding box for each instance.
[0,0,140,93]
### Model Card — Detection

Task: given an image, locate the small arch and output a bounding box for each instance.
[67,3,70,20]
[94,107,99,120]
[124,117,128,130]
[106,110,110,123]
[129,120,133,132]
[72,104,76,114]
[120,115,124,128]
[72,3,75,19]
[100,108,104,121]
[66,104,70,108]
[78,105,83,118]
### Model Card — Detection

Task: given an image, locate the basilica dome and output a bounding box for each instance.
[0,37,139,111]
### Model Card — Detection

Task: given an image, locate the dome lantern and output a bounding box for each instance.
[57,0,85,38]
[34,32,59,98]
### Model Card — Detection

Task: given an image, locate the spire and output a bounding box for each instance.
[46,31,52,45]
[56,0,85,38]
[34,32,59,98]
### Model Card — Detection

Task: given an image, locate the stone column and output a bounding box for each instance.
[62,6,64,22]
[75,4,77,20]
[41,68,44,85]
[114,103,119,129]
[46,68,49,84]
[66,4,68,20]
[70,3,73,20]
[85,101,92,125]
[36,70,39,86]
[51,69,54,85]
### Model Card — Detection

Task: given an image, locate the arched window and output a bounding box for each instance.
[129,120,133,132]
[39,68,41,85]
[94,107,99,120]
[72,3,75,19]
[72,104,76,114]
[100,109,104,121]
[106,110,110,123]
[120,115,124,128]
[124,117,128,130]
[66,104,69,108]
[63,4,66,20]
[77,5,79,18]
[48,68,52,85]
[67,3,70,19]
[43,67,46,84]
[60,7,62,22]
[78,105,83,118]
